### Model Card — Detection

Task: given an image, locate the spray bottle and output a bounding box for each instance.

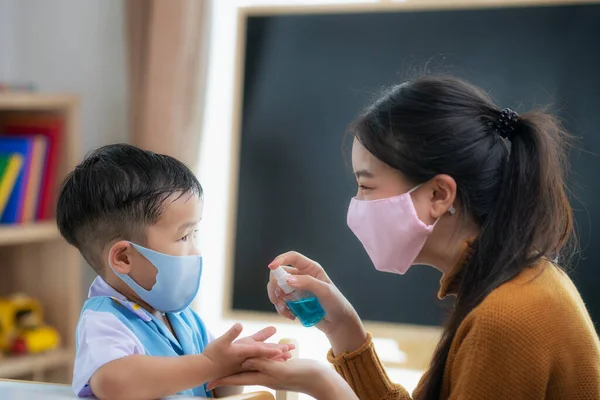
[273,266,326,327]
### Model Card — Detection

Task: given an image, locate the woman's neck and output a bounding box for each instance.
[419,220,479,275]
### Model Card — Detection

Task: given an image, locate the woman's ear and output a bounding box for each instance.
[108,241,134,274]
[430,174,457,219]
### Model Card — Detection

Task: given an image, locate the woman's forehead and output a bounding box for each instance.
[351,138,397,177]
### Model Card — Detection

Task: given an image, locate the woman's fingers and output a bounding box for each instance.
[281,265,299,275]
[208,358,333,396]
[268,251,314,271]
[268,251,331,283]
[267,280,284,307]
[286,274,332,299]
[267,280,296,320]
[207,372,274,390]
[241,358,273,372]
[275,301,296,320]
[267,280,279,304]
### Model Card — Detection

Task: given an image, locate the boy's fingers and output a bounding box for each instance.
[238,344,282,359]
[283,343,296,351]
[243,342,289,352]
[221,323,243,344]
[270,352,293,362]
[249,326,277,342]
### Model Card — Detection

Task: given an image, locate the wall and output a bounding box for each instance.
[0,0,129,297]
[0,0,17,81]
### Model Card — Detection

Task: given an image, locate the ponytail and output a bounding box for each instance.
[420,109,575,398]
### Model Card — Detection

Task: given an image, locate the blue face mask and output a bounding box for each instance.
[109,242,203,313]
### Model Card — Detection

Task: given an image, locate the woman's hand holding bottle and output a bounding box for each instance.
[267,251,368,356]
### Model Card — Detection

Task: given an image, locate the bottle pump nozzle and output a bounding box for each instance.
[273,266,295,294]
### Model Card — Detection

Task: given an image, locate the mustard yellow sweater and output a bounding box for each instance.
[328,261,600,399]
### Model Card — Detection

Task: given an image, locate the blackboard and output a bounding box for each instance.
[230,3,600,327]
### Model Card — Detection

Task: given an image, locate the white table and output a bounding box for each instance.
[0,379,197,400]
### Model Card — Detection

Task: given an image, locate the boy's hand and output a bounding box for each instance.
[202,323,293,381]
[233,325,294,362]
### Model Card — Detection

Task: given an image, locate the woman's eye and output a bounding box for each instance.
[358,185,371,191]
[180,234,189,242]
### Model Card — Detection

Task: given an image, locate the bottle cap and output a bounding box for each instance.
[273,266,295,294]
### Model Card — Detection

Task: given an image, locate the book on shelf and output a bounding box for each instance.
[0,154,23,217]
[0,116,64,224]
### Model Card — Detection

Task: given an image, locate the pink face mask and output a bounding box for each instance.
[347,185,436,275]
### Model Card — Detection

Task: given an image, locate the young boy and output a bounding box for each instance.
[57,144,290,398]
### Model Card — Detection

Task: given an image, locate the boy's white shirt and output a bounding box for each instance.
[73,276,244,397]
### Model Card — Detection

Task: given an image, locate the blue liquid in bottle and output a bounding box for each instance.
[286,296,326,327]
[273,266,326,327]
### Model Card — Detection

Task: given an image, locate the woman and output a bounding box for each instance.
[209,76,600,399]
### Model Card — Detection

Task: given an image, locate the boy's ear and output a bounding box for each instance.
[108,241,134,274]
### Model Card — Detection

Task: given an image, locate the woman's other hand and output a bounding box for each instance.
[267,251,368,355]
[207,358,358,400]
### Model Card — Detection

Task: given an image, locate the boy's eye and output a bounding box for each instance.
[180,230,200,246]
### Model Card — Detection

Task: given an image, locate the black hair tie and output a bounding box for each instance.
[494,108,519,141]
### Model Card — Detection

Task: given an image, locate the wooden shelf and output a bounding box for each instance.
[0,349,74,379]
[0,93,80,383]
[0,93,78,111]
[0,222,61,246]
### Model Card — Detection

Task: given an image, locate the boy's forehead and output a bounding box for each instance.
[156,193,203,228]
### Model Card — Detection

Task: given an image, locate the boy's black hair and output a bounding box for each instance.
[56,144,203,273]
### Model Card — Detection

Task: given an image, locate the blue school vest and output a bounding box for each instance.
[77,296,212,397]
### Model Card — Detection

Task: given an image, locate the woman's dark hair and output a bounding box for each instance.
[352,75,575,398]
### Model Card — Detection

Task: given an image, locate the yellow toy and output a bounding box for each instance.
[0,294,60,355]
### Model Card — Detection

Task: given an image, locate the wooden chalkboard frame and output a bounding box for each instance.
[223,0,598,370]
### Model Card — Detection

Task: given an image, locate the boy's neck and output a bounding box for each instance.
[102,275,176,337]
[103,275,157,314]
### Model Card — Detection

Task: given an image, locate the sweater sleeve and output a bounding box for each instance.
[327,334,412,400]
